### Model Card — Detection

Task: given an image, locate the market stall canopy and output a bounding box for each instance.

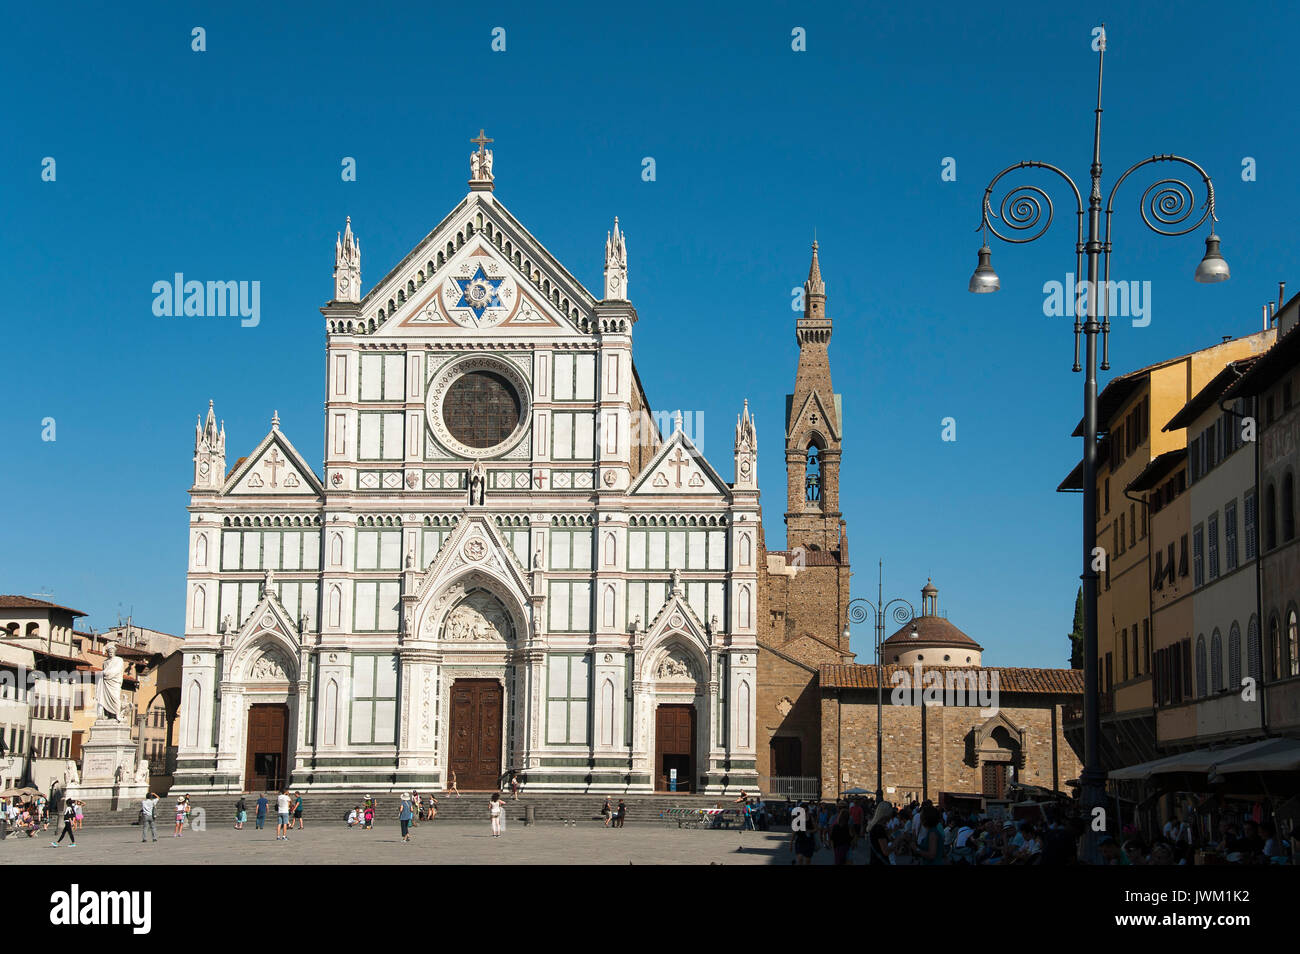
[1108,739,1282,780]
[1208,738,1300,780]
[0,787,44,799]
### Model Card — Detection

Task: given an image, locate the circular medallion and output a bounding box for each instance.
[427,355,532,459]
[464,538,487,561]
[440,261,516,329]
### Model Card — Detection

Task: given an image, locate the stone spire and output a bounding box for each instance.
[733,399,758,490]
[333,216,361,303]
[786,240,842,552]
[193,400,226,490]
[604,217,628,300]
[803,239,826,319]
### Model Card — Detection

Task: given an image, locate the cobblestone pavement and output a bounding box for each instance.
[2,821,868,865]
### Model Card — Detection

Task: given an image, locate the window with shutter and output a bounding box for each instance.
[1245,491,1258,560]
[1193,525,1204,587]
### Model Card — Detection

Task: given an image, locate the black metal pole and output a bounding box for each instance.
[1077,39,1108,867]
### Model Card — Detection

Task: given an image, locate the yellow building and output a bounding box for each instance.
[1058,330,1275,773]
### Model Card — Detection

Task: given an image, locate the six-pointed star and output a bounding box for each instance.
[453,266,506,322]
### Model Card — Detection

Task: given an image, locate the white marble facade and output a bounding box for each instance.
[173,151,760,795]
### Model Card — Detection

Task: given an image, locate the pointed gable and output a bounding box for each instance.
[357,193,599,339]
[629,426,730,497]
[224,419,324,497]
[643,582,711,658]
[787,389,841,444]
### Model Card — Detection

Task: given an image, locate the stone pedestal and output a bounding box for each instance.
[65,719,148,811]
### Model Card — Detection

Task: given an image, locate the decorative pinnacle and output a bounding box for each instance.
[806,240,825,298]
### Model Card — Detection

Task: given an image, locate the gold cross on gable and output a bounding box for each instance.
[472,129,493,154]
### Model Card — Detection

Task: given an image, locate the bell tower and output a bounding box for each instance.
[785,240,843,554]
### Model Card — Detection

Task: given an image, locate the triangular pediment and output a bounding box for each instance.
[629,427,730,498]
[359,194,598,339]
[225,585,302,682]
[642,586,711,662]
[224,425,324,497]
[406,513,533,641]
[786,390,841,446]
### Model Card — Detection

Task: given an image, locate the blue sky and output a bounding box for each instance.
[3,1,1296,666]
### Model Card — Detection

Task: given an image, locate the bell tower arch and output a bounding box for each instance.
[785,241,843,554]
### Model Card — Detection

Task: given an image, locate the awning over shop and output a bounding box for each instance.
[1108,738,1283,781]
[1208,738,1300,779]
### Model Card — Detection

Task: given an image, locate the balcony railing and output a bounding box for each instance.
[765,776,821,800]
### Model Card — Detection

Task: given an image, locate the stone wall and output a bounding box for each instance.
[820,690,1081,802]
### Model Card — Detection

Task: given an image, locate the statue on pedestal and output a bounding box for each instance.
[468,460,485,506]
[96,643,124,722]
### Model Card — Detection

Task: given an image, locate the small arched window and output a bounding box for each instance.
[1289,609,1300,678]
[1228,621,1242,690]
[1210,629,1223,693]
[1283,473,1296,542]
[805,445,822,503]
[1266,484,1278,550]
[1270,615,1283,681]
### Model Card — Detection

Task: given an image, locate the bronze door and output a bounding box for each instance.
[448,680,503,790]
[245,704,288,792]
[655,704,695,792]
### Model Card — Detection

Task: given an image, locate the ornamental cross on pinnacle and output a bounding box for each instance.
[470,129,494,184]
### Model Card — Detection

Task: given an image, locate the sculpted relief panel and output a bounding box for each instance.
[442,591,512,643]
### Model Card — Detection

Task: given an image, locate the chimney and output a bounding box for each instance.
[1263,304,1270,331]
[1279,281,1287,310]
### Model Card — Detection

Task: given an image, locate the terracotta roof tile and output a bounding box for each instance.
[0,595,86,617]
[883,616,983,650]
[819,663,1084,695]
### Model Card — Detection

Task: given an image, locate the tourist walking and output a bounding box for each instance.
[426,794,439,821]
[915,804,946,865]
[602,797,613,827]
[50,799,76,848]
[614,799,627,828]
[293,791,304,830]
[276,789,291,840]
[830,809,853,865]
[140,792,159,843]
[510,773,520,800]
[255,793,268,830]
[363,801,375,830]
[411,792,422,827]
[449,771,461,797]
[867,802,894,865]
[173,797,187,837]
[789,803,817,864]
[489,792,504,837]
[182,794,193,829]
[399,793,414,842]
[235,796,247,830]
[73,800,84,831]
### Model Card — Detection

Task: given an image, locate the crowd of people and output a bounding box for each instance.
[777,795,1300,865]
[1,795,87,844]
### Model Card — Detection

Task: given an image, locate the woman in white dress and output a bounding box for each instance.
[489,793,504,837]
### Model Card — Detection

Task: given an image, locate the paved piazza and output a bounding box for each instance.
[3,822,864,866]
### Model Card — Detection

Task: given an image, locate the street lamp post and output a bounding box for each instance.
[844,560,917,802]
[967,28,1229,863]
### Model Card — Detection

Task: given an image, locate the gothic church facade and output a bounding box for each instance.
[174,142,767,795]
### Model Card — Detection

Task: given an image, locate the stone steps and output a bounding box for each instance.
[83,792,739,828]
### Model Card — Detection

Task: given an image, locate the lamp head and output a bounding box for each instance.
[1194,232,1230,284]
[968,244,1000,293]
